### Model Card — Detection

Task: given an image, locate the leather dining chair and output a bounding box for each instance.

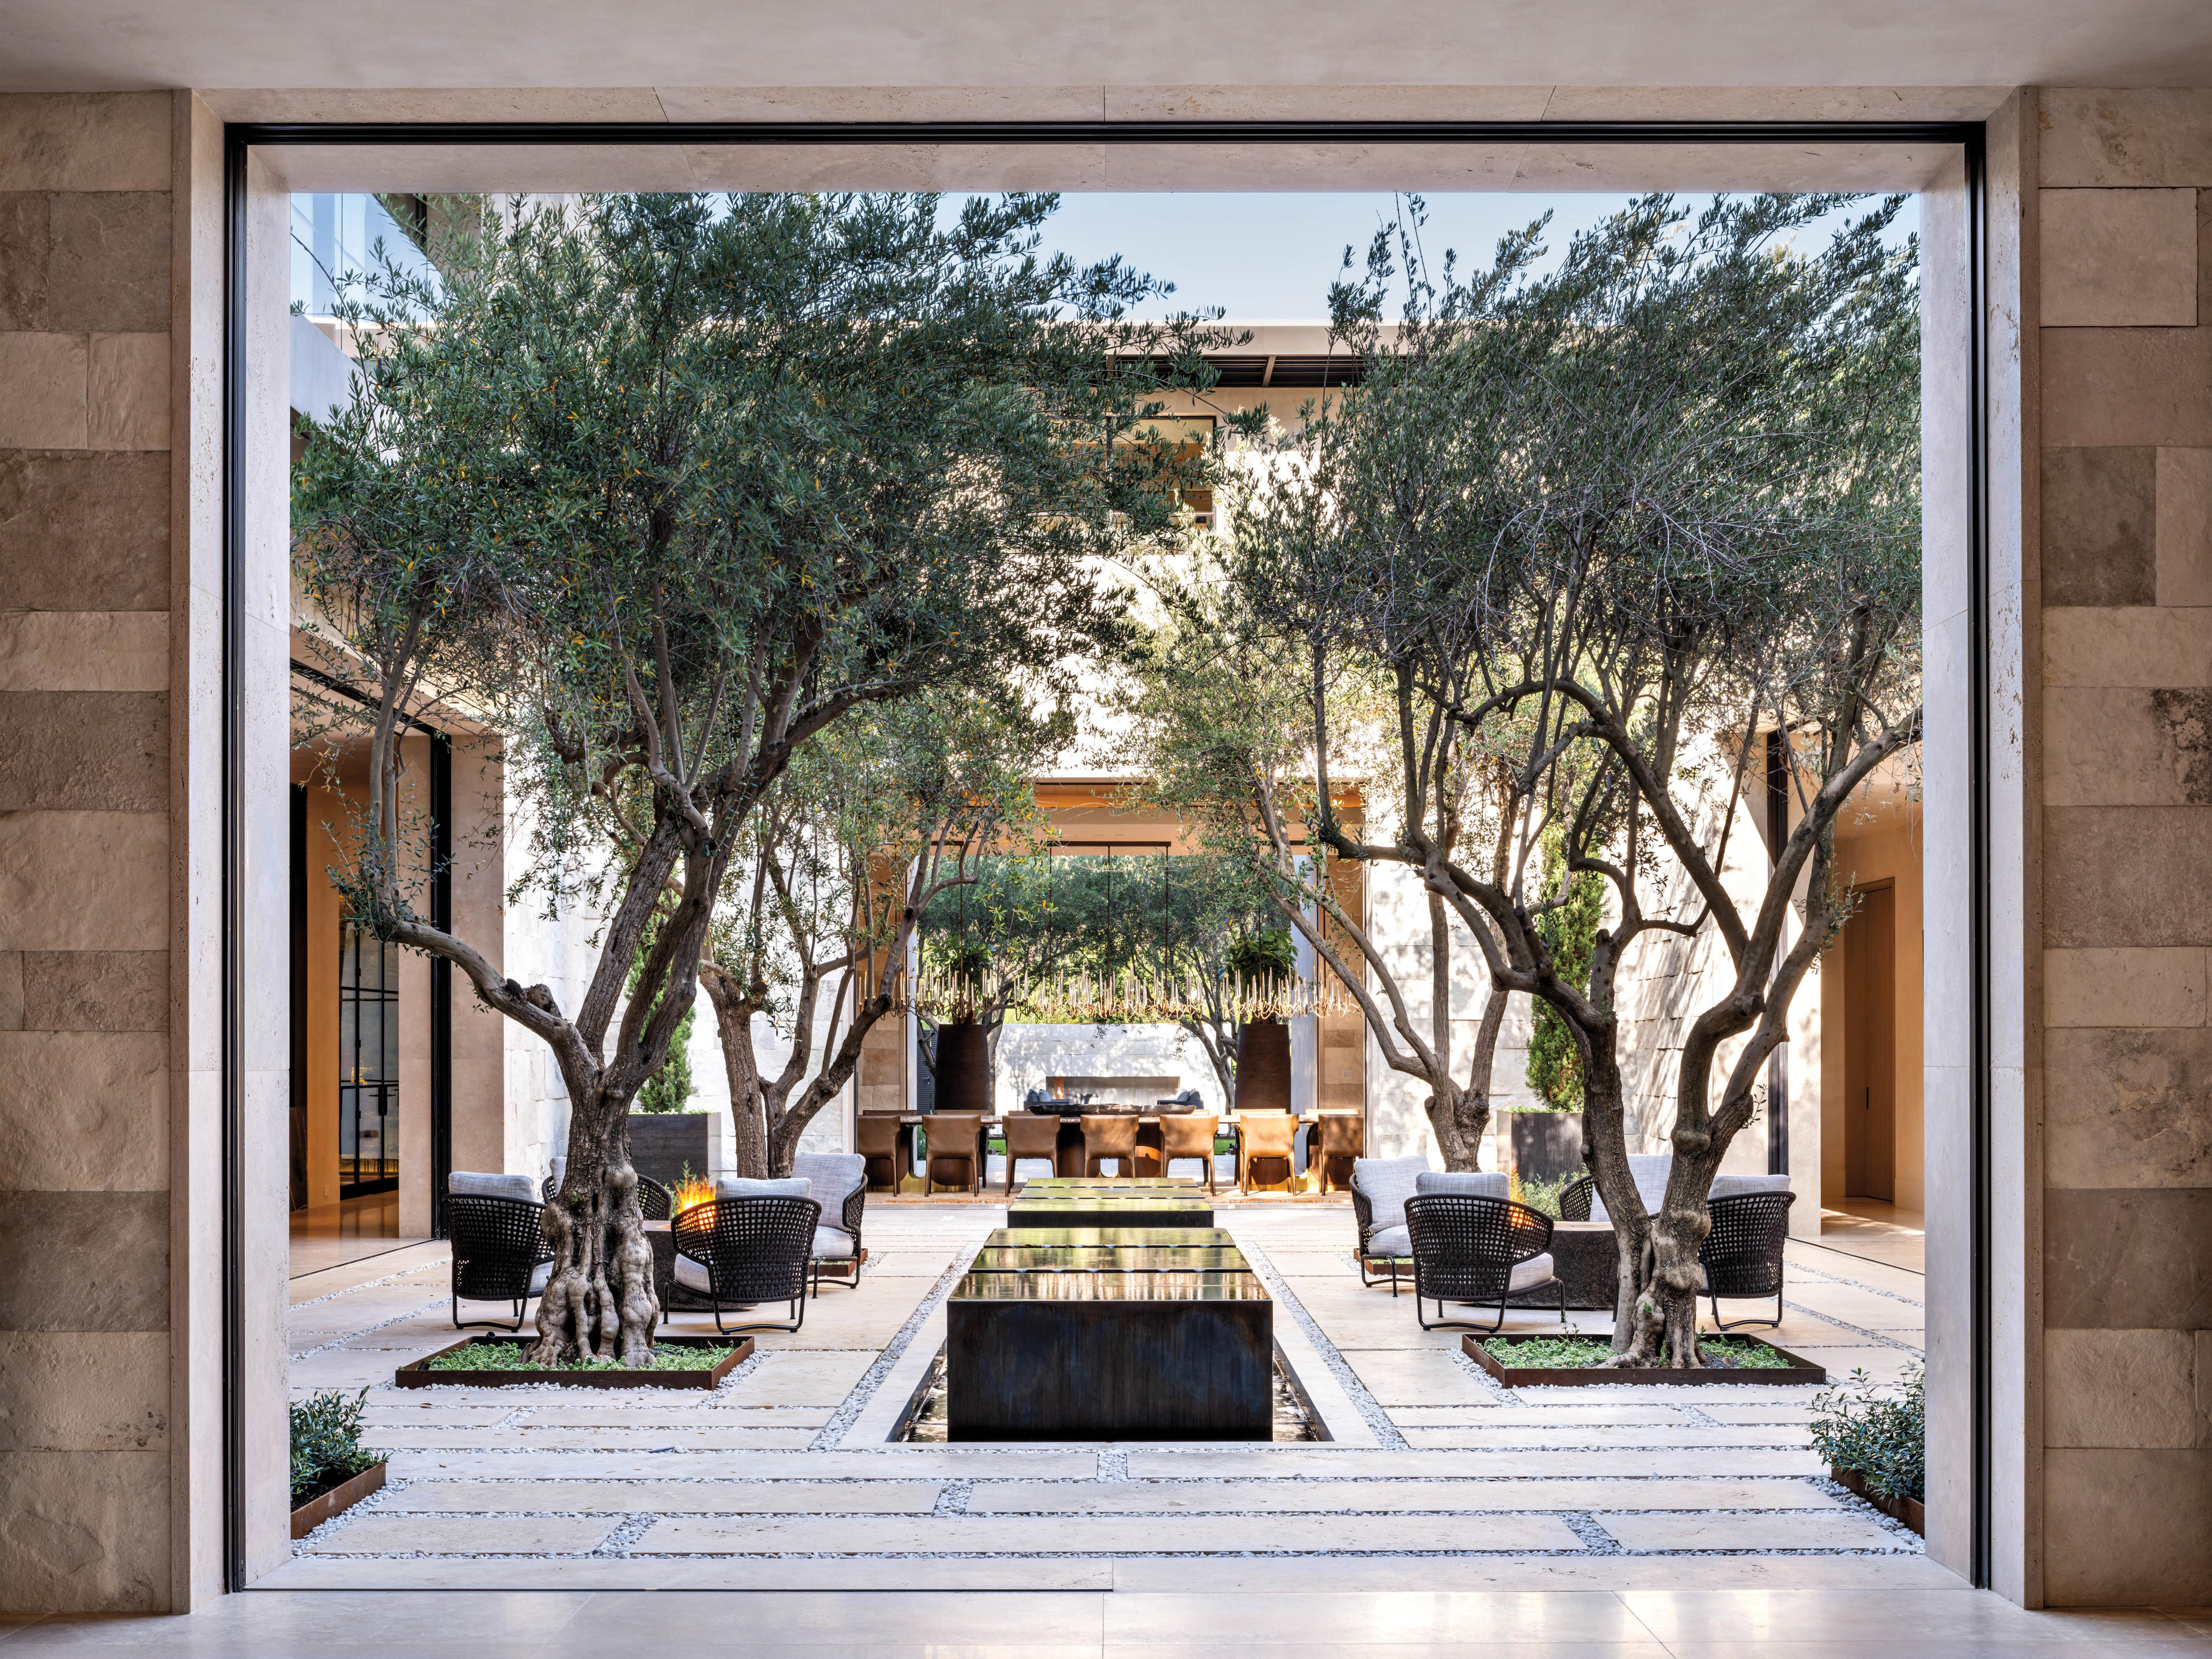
[1081,1112,1141,1179]
[1159,1112,1221,1192]
[856,1112,902,1193]
[923,1112,986,1195]
[1237,1111,1298,1194]
[1314,1113,1366,1194]
[1001,1111,1063,1192]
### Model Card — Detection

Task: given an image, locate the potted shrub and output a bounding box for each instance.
[1809,1361,1925,1534]
[289,1387,388,1538]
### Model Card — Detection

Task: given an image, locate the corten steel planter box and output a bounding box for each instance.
[394,1334,753,1389]
[1508,1109,1585,1183]
[290,1460,386,1539]
[1831,1466,1926,1535]
[626,1110,713,1189]
[1462,1332,1827,1387]
[947,1268,1273,1440]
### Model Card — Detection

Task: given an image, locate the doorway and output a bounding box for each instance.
[1842,881,1897,1203]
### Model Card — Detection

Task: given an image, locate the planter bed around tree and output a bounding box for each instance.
[1462,1332,1826,1387]
[1830,1465,1926,1535]
[394,1334,752,1390]
[290,1460,386,1539]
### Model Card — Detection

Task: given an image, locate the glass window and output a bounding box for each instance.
[337,923,400,1197]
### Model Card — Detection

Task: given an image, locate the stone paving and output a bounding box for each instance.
[267,1201,1933,1592]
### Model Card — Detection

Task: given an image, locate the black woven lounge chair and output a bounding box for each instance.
[1699,1190,1797,1330]
[668,1194,820,1336]
[1559,1174,1597,1221]
[447,1193,554,1331]
[1403,1192,1567,1334]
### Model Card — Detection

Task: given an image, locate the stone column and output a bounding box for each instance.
[0,90,179,1613]
[2033,86,2212,1607]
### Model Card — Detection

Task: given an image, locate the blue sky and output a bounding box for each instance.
[1010,192,1921,321]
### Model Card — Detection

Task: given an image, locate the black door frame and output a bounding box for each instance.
[224,115,1991,1590]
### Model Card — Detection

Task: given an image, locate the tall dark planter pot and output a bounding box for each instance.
[1508,1109,1585,1183]
[934,1022,991,1115]
[626,1111,711,1188]
[1234,1018,1291,1114]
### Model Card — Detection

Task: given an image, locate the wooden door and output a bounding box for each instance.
[1842,884,1897,1202]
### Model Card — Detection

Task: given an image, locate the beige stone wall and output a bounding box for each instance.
[2033,87,2212,1607]
[0,91,179,1613]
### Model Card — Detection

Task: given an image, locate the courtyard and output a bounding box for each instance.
[275,1196,1929,1593]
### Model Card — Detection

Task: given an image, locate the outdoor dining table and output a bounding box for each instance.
[888,1108,1363,1181]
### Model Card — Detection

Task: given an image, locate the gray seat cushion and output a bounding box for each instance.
[673,1255,714,1294]
[1509,1252,1556,1294]
[450,1171,537,1203]
[1366,1224,1411,1257]
[1590,1153,1675,1224]
[1352,1156,1429,1237]
[1415,1171,1509,1199]
[527,1260,552,1296]
[1711,1173,1793,1199]
[810,1226,855,1262]
[714,1176,811,1202]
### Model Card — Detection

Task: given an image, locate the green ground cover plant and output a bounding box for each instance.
[426,1341,738,1373]
[1486,1334,1792,1369]
[290,1387,385,1505]
[1809,1361,1925,1501]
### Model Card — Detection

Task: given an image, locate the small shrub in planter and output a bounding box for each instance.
[290,1387,387,1535]
[1810,1361,1925,1531]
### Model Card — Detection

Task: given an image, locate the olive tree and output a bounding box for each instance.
[1134,194,1919,1363]
[294,190,1209,1364]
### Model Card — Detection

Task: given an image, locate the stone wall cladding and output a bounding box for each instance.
[2036,87,2212,1607]
[0,90,173,1615]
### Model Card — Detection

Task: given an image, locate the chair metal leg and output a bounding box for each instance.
[1707,1287,1786,1332]
[1415,1294,1508,1335]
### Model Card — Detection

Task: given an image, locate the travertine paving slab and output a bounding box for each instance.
[1342,1350,1499,1406]
[1782,1283,1926,1327]
[511,1404,833,1427]
[387,1448,1105,1480]
[306,1514,616,1554]
[1696,1402,1819,1423]
[381,1479,944,1513]
[363,1404,517,1427]
[1127,1448,1826,1480]
[966,1478,1839,1513]
[369,1427,821,1450]
[1402,1425,1811,1450]
[1387,1403,1690,1426]
[633,1511,1586,1554]
[721,1350,880,1406]
[1597,1510,1908,1551]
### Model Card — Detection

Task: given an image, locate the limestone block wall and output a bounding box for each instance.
[2032,87,2212,1606]
[0,92,179,1612]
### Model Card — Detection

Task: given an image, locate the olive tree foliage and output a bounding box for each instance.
[1134,194,1921,1365]
[702,688,1069,1179]
[293,190,1213,1364]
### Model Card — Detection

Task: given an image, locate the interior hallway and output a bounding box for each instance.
[290,1191,427,1279]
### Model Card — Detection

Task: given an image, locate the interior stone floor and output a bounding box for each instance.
[259,1196,1938,1594]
